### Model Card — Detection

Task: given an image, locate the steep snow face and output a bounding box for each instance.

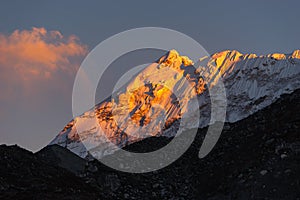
[50,50,204,158]
[49,49,300,159]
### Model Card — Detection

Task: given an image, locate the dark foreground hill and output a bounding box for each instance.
[1,89,300,199]
[0,144,100,200]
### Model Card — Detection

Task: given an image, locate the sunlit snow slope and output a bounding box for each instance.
[50,49,300,159]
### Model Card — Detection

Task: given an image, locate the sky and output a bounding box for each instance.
[0,0,299,152]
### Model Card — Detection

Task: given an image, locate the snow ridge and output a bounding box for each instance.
[49,49,300,159]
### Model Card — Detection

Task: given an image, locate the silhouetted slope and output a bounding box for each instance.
[36,144,86,174]
[0,89,299,199]
[0,144,99,200]
[81,89,300,199]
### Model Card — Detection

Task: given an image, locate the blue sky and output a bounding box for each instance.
[1,0,299,54]
[0,0,299,151]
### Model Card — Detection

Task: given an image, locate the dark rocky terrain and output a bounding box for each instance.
[0,89,299,199]
[0,144,100,200]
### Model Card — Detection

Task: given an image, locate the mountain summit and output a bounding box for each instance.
[50,49,300,159]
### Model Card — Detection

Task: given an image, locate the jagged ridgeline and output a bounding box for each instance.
[50,49,300,159]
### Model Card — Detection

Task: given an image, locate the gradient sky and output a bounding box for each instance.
[0,0,299,152]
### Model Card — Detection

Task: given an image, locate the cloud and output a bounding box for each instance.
[0,27,89,151]
[0,27,88,102]
[0,27,88,80]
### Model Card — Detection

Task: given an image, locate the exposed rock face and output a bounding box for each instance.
[50,49,300,160]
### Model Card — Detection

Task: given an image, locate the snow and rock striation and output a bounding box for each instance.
[49,49,300,159]
[196,50,300,126]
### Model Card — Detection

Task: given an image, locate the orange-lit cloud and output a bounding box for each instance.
[0,27,88,102]
[0,27,88,80]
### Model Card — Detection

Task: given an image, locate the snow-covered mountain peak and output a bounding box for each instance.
[291,50,300,59]
[50,49,300,159]
[209,49,300,67]
[157,49,194,67]
[50,50,204,158]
